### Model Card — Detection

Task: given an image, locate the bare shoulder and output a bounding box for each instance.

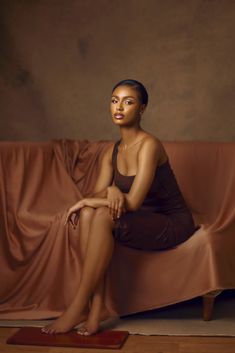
[139,134,167,164]
[102,141,116,164]
[139,134,161,152]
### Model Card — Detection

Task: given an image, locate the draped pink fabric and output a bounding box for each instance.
[0,139,235,319]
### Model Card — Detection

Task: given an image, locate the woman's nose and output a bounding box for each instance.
[117,103,124,111]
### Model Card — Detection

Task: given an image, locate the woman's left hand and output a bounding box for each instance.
[107,186,125,220]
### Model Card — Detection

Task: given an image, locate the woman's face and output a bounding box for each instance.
[110,85,145,127]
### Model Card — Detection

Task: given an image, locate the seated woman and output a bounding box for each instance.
[42,79,198,335]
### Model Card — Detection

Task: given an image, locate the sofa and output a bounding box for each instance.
[0,139,235,321]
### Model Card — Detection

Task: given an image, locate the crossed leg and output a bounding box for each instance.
[77,206,96,317]
[42,206,115,334]
[77,207,117,335]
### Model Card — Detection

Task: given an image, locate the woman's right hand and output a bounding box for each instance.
[64,199,85,227]
[107,186,126,220]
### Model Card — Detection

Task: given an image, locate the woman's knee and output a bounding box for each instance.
[79,206,95,221]
[94,207,113,223]
[94,206,109,216]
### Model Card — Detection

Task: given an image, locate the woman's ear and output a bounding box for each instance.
[140,104,146,114]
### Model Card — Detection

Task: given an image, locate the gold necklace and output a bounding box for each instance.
[120,136,148,152]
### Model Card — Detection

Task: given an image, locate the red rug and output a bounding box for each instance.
[7,327,129,349]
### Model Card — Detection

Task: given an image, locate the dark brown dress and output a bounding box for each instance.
[112,140,199,251]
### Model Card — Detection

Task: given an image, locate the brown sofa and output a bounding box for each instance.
[0,139,235,321]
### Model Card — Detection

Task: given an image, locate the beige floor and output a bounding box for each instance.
[1,291,235,352]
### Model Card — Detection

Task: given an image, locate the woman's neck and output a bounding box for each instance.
[119,126,144,145]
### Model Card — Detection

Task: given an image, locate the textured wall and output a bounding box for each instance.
[0,0,235,141]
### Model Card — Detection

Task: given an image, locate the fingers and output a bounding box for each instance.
[109,199,124,220]
[64,211,70,226]
[117,200,125,219]
[64,209,78,228]
[64,201,84,226]
[74,213,79,226]
[109,201,116,220]
[70,213,77,228]
[64,210,72,226]
[109,201,117,220]
[115,200,120,219]
[117,203,123,219]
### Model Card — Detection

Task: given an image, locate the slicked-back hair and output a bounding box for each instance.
[112,79,148,106]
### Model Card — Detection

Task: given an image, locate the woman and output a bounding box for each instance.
[42,79,198,335]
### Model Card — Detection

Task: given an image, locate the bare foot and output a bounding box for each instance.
[100,306,118,321]
[41,306,89,334]
[77,306,118,336]
[76,315,100,336]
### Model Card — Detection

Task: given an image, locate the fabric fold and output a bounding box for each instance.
[0,139,235,319]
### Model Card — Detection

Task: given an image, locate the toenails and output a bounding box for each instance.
[77,326,90,336]
[41,327,56,334]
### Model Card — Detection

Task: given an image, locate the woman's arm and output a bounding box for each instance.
[124,137,161,211]
[66,143,126,225]
[82,197,110,208]
[89,188,107,198]
[88,143,125,219]
[64,197,110,226]
[87,143,115,198]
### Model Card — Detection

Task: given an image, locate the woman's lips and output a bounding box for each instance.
[114,113,125,119]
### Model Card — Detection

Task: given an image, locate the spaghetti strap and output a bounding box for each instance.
[111,140,121,167]
[111,138,199,251]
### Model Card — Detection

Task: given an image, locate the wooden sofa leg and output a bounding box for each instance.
[202,290,222,321]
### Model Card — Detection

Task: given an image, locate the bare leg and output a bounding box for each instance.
[77,271,118,336]
[78,207,114,325]
[77,207,96,316]
[79,207,111,320]
[42,206,95,333]
[42,206,115,334]
[76,209,117,335]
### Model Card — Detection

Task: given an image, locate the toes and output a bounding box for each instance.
[83,330,91,336]
[41,327,50,334]
[77,328,86,335]
[77,325,99,336]
[41,326,56,334]
[77,326,89,335]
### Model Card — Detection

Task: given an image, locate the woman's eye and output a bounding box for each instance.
[111,99,133,105]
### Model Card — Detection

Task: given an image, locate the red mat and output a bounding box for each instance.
[7,327,129,349]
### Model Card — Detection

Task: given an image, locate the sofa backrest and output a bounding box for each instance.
[163,141,235,227]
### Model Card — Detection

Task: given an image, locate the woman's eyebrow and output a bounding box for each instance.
[111,95,136,99]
